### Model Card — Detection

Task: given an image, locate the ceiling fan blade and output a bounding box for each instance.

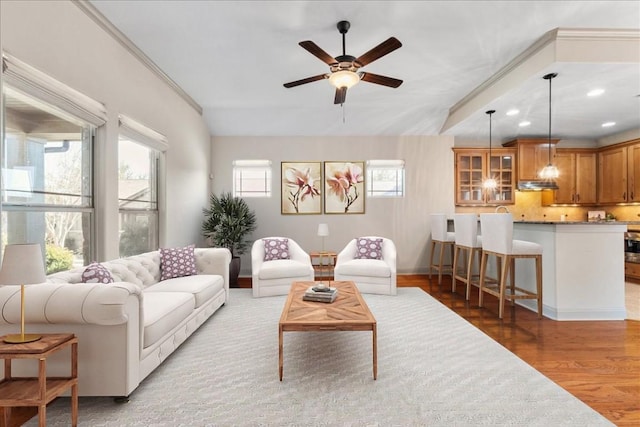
[354,37,402,67]
[299,41,338,65]
[334,87,347,104]
[283,74,327,88]
[359,72,403,88]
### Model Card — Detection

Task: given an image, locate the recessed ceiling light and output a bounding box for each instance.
[587,88,605,97]
[602,121,616,127]
[506,109,519,116]
[518,121,531,127]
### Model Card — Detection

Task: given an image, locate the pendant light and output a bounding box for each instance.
[539,72,559,180]
[483,109,497,190]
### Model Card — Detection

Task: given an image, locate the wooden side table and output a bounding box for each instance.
[310,251,337,282]
[0,333,78,427]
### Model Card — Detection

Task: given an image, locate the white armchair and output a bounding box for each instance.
[251,237,314,297]
[334,236,397,295]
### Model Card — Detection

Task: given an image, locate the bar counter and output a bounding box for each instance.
[511,221,627,320]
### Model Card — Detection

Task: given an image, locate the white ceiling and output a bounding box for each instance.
[89,1,640,143]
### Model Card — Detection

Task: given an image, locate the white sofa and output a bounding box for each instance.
[251,237,314,297]
[334,236,397,295]
[0,247,231,398]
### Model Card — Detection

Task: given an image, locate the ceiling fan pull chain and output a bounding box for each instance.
[342,103,346,123]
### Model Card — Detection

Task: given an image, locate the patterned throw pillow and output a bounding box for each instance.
[263,238,290,261]
[355,237,384,260]
[160,244,197,280]
[81,262,114,284]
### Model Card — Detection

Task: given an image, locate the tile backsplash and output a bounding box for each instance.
[456,191,640,222]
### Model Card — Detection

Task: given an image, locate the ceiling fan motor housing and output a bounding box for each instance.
[332,55,358,72]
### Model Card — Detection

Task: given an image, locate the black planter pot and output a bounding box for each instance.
[229,256,241,288]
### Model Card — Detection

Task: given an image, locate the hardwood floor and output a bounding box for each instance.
[239,275,640,425]
[400,274,640,427]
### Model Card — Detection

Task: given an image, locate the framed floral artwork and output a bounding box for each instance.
[281,162,322,214]
[324,161,365,214]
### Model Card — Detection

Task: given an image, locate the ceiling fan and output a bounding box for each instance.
[283,20,403,105]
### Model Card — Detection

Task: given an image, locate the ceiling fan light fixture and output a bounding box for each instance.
[328,70,360,89]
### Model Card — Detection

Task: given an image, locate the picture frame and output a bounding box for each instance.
[324,161,365,214]
[281,161,322,214]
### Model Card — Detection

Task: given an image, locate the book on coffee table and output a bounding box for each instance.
[303,286,338,303]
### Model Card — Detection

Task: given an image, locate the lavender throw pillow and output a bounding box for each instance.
[81,262,114,284]
[263,238,290,261]
[355,237,383,260]
[160,244,197,280]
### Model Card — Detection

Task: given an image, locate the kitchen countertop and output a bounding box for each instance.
[517,220,640,225]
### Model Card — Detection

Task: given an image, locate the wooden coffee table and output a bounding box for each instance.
[278,281,377,381]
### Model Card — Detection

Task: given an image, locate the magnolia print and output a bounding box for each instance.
[281,162,322,214]
[324,161,365,214]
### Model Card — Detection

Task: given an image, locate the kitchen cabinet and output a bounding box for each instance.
[502,138,558,183]
[625,262,640,280]
[628,142,640,202]
[597,139,640,204]
[453,148,515,205]
[542,149,597,205]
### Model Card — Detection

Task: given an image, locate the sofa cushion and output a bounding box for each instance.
[355,237,383,260]
[160,245,197,280]
[81,262,114,284]
[258,259,311,279]
[146,275,223,308]
[143,292,195,348]
[335,259,391,278]
[263,238,290,261]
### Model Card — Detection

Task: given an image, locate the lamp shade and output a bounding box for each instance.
[0,244,46,285]
[317,223,329,237]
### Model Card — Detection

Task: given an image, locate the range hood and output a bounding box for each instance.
[517,180,559,191]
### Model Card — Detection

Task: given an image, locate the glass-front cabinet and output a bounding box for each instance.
[453,148,516,205]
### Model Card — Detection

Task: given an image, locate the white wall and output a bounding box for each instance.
[1,1,211,260]
[211,135,455,275]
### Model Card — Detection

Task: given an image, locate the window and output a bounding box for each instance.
[233,160,272,197]
[1,54,105,273]
[118,115,165,257]
[2,90,95,272]
[366,160,405,197]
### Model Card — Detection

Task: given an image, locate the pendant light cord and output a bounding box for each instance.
[486,109,495,178]
[543,73,558,165]
[548,75,552,165]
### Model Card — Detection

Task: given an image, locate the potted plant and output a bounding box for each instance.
[202,192,257,287]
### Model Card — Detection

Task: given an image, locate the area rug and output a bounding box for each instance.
[31,288,612,426]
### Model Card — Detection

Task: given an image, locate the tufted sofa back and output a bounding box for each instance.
[47,248,231,290]
[48,251,161,288]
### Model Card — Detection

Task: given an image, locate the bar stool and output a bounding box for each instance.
[478,213,543,319]
[452,213,482,299]
[429,213,455,287]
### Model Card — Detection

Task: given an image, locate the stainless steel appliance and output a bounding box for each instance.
[625,230,640,263]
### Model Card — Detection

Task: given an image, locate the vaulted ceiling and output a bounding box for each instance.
[88,1,640,143]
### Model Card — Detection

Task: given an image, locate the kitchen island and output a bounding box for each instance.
[511,221,628,320]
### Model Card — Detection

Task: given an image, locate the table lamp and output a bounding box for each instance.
[0,243,47,344]
[317,223,329,254]
[316,224,330,286]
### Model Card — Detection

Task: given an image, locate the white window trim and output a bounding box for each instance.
[2,53,107,127]
[119,114,168,152]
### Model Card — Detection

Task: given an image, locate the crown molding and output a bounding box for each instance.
[73,0,203,115]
